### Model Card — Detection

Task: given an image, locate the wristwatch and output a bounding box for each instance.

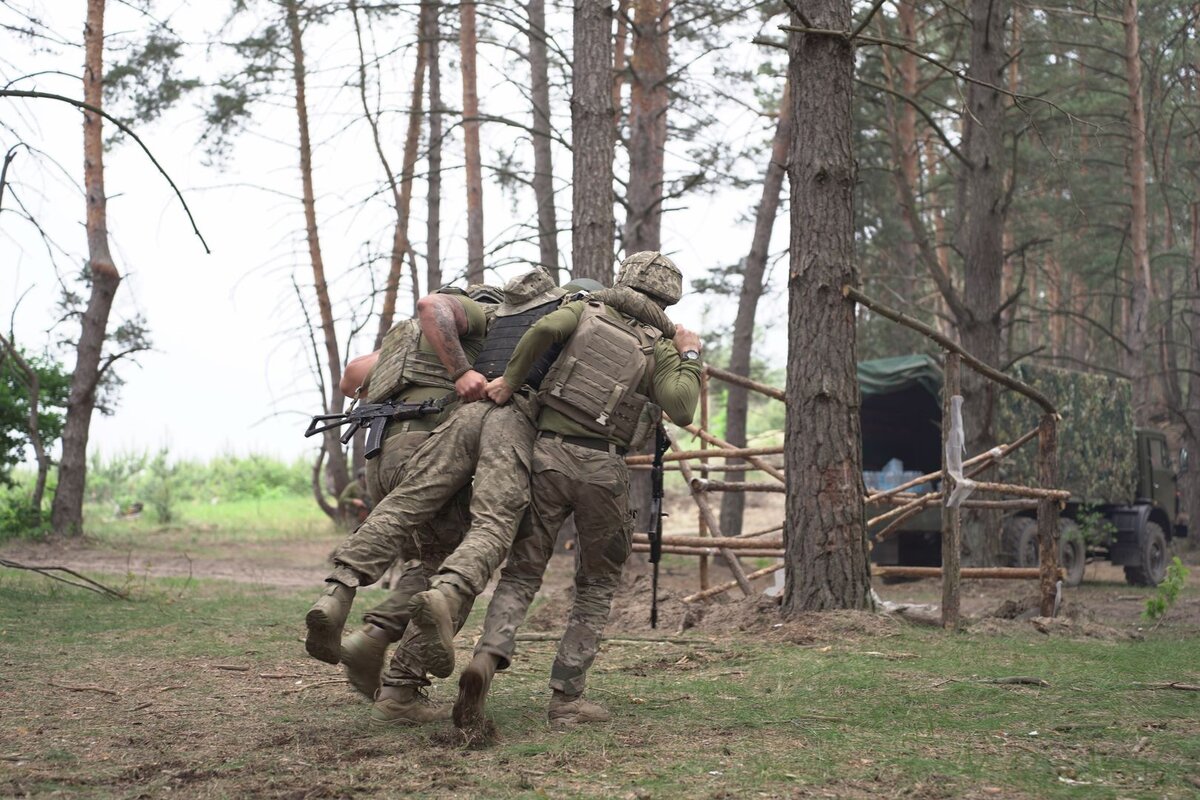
[682,349,701,362]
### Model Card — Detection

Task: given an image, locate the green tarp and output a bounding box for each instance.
[857,354,943,398]
[856,354,1137,505]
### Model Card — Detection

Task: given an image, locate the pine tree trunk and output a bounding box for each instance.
[624,0,669,252]
[286,0,349,508]
[528,0,559,279]
[50,0,122,537]
[571,0,615,283]
[424,0,443,292]
[719,79,792,539]
[1123,0,1152,426]
[460,0,484,282]
[782,6,871,614]
[957,0,1008,565]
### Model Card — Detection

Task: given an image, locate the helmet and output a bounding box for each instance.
[466,283,504,304]
[614,251,682,306]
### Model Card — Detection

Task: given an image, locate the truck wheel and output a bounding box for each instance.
[1001,516,1039,568]
[1123,522,1168,587]
[1058,519,1086,587]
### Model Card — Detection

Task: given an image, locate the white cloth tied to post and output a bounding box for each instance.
[945,395,977,508]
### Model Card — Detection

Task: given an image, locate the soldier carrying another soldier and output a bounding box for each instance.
[448,252,703,729]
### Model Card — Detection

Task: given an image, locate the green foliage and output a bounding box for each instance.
[0,345,70,485]
[1143,556,1190,622]
[1074,503,1117,547]
[85,450,312,511]
[104,27,200,129]
[0,481,50,540]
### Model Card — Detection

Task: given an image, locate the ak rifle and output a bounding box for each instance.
[305,395,449,459]
[648,423,670,628]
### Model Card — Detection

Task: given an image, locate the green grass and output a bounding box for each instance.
[82,494,336,551]
[1,569,1197,798]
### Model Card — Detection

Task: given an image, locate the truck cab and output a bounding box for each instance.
[1136,429,1177,531]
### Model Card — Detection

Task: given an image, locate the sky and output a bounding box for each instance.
[2,1,791,465]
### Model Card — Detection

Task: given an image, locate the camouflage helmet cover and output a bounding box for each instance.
[615,251,682,306]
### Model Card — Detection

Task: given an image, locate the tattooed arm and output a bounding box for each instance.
[416,294,487,401]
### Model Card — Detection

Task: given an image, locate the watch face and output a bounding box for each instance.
[683,350,700,361]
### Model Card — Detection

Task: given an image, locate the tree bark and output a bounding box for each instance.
[424,0,443,292]
[571,0,616,283]
[624,0,669,252]
[1123,0,1152,426]
[782,6,871,613]
[528,0,559,279]
[956,0,1009,566]
[1182,203,1200,551]
[460,0,485,282]
[50,0,122,536]
[719,79,792,538]
[286,0,349,507]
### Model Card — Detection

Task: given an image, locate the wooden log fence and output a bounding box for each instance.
[627,296,1065,618]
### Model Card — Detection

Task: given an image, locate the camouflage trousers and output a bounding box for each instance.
[332,396,537,597]
[331,426,471,639]
[475,436,633,696]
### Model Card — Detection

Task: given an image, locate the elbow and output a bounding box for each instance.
[663,403,696,428]
[416,294,439,322]
[339,374,359,398]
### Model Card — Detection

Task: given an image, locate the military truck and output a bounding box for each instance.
[861,355,1185,586]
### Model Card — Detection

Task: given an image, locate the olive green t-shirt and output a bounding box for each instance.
[379,294,489,433]
[503,300,702,444]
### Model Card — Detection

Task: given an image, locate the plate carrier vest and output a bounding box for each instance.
[366,319,456,403]
[539,301,663,448]
[472,298,563,388]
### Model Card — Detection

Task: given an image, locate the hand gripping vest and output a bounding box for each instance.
[365,319,455,403]
[472,297,564,387]
[539,302,663,448]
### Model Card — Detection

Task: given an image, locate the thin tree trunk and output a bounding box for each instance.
[460,0,484,282]
[50,0,122,536]
[352,2,426,349]
[719,79,792,539]
[0,335,50,512]
[571,0,615,283]
[782,6,871,613]
[956,0,1008,566]
[528,0,559,279]
[612,0,630,136]
[624,0,669,252]
[424,0,443,292]
[286,0,349,508]
[1182,203,1200,551]
[1123,0,1152,426]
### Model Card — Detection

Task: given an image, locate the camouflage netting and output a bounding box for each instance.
[994,364,1136,505]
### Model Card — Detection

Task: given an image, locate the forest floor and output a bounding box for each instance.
[2,493,1199,798]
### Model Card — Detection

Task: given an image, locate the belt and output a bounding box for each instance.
[538,430,627,456]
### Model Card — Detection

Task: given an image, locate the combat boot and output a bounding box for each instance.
[453,652,499,730]
[305,581,355,665]
[547,690,611,727]
[339,626,389,699]
[369,685,451,726]
[408,586,465,679]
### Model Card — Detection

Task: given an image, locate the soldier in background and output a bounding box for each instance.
[453,252,703,729]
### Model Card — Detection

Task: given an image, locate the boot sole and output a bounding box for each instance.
[304,606,343,665]
[411,592,456,679]
[453,665,488,730]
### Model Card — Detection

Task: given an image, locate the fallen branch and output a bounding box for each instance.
[213,664,250,672]
[283,679,348,694]
[514,632,712,646]
[0,558,128,600]
[1133,682,1200,692]
[47,680,119,696]
[983,676,1050,687]
[682,562,784,603]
